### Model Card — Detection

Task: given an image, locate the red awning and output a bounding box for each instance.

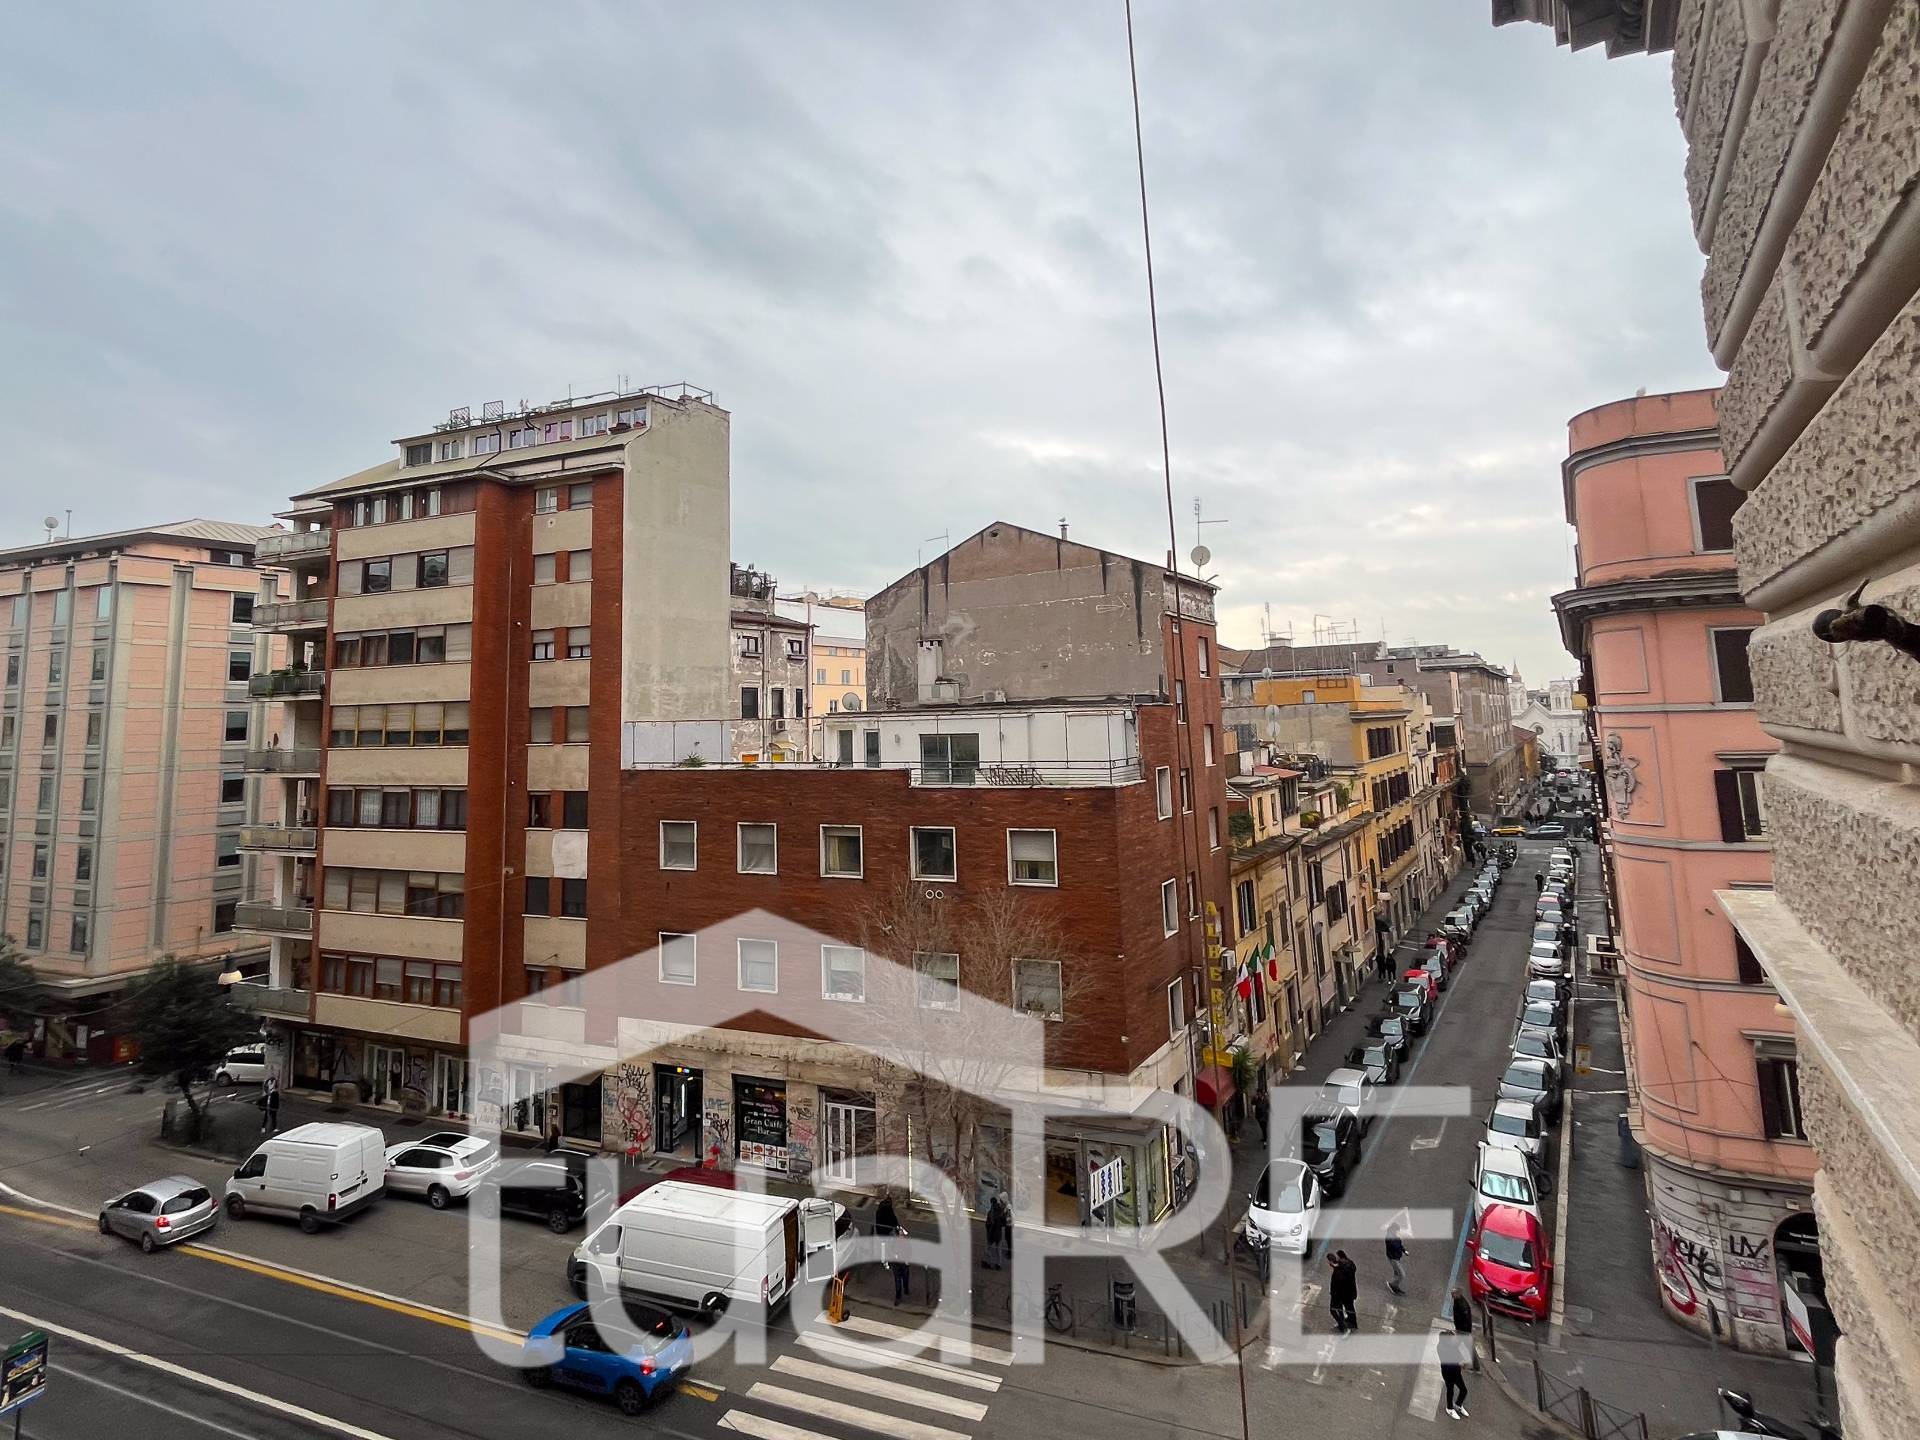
[1195,1072,1235,1110]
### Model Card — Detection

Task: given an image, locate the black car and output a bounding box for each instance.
[476,1152,591,1233]
[1365,1012,1412,1061]
[1345,1039,1403,1086]
[1298,1110,1362,1198]
[1388,986,1431,1034]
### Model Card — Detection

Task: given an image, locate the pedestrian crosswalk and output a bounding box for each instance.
[718,1312,1008,1440]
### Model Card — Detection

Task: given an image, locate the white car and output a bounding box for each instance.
[1244,1158,1321,1256]
[1485,1099,1549,1166]
[383,1133,499,1209]
[1318,1066,1377,1135]
[1472,1143,1547,1226]
[213,1046,268,1085]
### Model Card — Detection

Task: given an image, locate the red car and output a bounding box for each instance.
[1470,1203,1551,1320]
[1402,968,1440,1004]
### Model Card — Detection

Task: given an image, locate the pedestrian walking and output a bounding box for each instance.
[1534,871,1546,893]
[1451,1288,1480,1372]
[1439,1327,1470,1418]
[983,1193,1009,1270]
[1384,1225,1407,1295]
[4,1038,24,1075]
[1328,1250,1359,1333]
[259,1078,280,1134]
[874,1194,909,1303]
[1252,1091,1269,1144]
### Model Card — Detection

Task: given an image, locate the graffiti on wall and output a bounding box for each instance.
[1722,1227,1779,1326]
[1654,1215,1721,1321]
[607,1063,652,1160]
[702,1092,733,1169]
[787,1090,817,1176]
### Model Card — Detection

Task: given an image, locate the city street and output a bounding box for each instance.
[0,844,1578,1440]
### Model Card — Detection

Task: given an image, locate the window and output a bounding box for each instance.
[738,823,778,874]
[405,442,432,466]
[74,846,91,882]
[541,421,571,444]
[841,669,852,684]
[224,709,249,743]
[1161,878,1180,935]
[35,776,52,812]
[785,637,805,660]
[41,714,57,745]
[816,668,827,685]
[560,878,588,918]
[821,825,863,878]
[911,826,957,881]
[1711,628,1756,703]
[534,488,559,514]
[216,833,239,868]
[1203,725,1215,766]
[561,792,588,828]
[1735,931,1768,985]
[96,586,113,619]
[771,687,786,720]
[1187,871,1200,918]
[1014,959,1063,1021]
[740,686,761,720]
[1008,829,1058,886]
[1197,636,1210,676]
[230,594,254,626]
[566,628,591,659]
[31,843,48,879]
[52,591,70,625]
[531,630,555,661]
[523,876,550,916]
[471,432,501,457]
[89,648,106,682]
[25,915,42,949]
[1715,767,1767,841]
[1175,680,1187,723]
[1755,1042,1807,1140]
[533,553,557,585]
[529,708,553,745]
[1692,476,1744,552]
[738,632,762,656]
[660,821,697,870]
[1167,977,1186,1036]
[1156,766,1172,820]
[567,549,592,582]
[568,481,595,506]
[1235,877,1257,935]
[3,656,14,687]
[213,901,236,934]
[1208,807,1221,849]
[79,776,98,814]
[565,707,590,743]
[69,913,89,953]
[47,651,62,686]
[738,938,778,993]
[417,551,449,588]
[864,730,881,767]
[1180,768,1193,813]
[528,793,551,828]
[227,648,252,683]
[914,952,959,1010]
[363,558,392,594]
[811,944,866,1002]
[919,732,979,785]
[659,932,697,985]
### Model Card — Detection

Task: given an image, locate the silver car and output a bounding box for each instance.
[383,1133,498,1208]
[98,1175,217,1252]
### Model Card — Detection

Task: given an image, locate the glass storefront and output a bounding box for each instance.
[733,1075,789,1170]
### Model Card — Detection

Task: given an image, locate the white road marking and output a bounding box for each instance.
[744,1381,972,1440]
[56,1363,263,1440]
[831,1314,1014,1366]
[720,1411,847,1440]
[796,1332,1001,1391]
[1304,1337,1337,1384]
[1405,1323,1447,1421]
[19,1080,128,1112]
[769,1357,989,1421]
[0,1303,398,1440]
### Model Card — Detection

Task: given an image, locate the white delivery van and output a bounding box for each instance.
[568,1181,847,1315]
[224,1121,386,1233]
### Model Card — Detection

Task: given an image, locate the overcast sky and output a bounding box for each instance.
[0,2,1718,683]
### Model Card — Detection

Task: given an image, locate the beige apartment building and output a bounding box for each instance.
[1498,1,1920,1432]
[0,521,282,1062]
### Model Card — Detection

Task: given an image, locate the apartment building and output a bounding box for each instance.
[1554,388,1804,1353]
[779,593,866,717]
[234,384,731,1123]
[727,563,812,763]
[1225,759,1307,1076]
[0,521,281,1062]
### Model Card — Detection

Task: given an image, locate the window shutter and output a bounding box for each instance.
[1756,1058,1784,1139]
[1713,770,1746,842]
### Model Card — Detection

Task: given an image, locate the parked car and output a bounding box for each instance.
[1298,1110,1363,1198]
[384,1134,499,1209]
[98,1176,217,1253]
[1492,822,1526,837]
[212,1047,268,1086]
[1524,978,1566,1012]
[1530,922,1560,949]
[1425,936,1457,972]
[1511,1028,1564,1068]
[1441,909,1474,941]
[1366,1012,1413,1060]
[1389,987,1432,1034]
[1516,1001,1564,1046]
[224,1122,385,1232]
[1498,1056,1563,1123]
[1527,953,1571,986]
[1470,1203,1552,1321]
[1318,1067,1377,1134]
[1484,1099,1550,1167]
[1345,1039,1403,1087]
[1530,822,1567,839]
[477,1152,592,1233]
[1402,968,1440,1004]
[520,1300,694,1414]
[1471,1143,1548,1226]
[1244,1158,1321,1256]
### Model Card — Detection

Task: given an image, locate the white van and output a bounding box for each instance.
[568,1181,847,1315]
[224,1122,385,1233]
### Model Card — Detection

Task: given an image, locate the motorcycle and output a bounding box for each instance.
[1715,1387,1842,1440]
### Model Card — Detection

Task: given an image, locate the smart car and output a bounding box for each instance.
[520,1300,693,1414]
[1244,1158,1321,1257]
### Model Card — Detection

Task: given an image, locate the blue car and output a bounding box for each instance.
[521,1300,693,1414]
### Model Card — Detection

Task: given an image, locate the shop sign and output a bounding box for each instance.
[734,1077,790,1170]
[1088,1157,1125,1211]
[1,1330,48,1418]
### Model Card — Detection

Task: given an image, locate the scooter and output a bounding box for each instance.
[1716,1387,1842,1440]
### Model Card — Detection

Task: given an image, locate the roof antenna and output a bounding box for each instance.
[42,515,58,544]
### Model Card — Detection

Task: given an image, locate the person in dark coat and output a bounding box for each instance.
[1252,1092,1270,1143]
[1328,1250,1359,1333]
[1384,1226,1407,1295]
[983,1194,1009,1269]
[260,1079,280,1134]
[1451,1288,1479,1372]
[874,1195,908,1303]
[1439,1327,1470,1418]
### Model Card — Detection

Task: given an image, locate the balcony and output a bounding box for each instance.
[248,668,326,700]
[233,902,314,936]
[253,598,330,632]
[226,982,310,1018]
[256,529,331,564]
[244,747,322,776]
[239,824,318,853]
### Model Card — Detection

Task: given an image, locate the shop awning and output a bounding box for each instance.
[1194,1071,1236,1110]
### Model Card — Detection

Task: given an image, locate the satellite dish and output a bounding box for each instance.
[1190,544,1211,568]
[42,516,58,531]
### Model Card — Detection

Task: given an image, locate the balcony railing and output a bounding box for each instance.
[907,759,1143,787]
[253,598,330,631]
[226,982,311,1017]
[239,824,318,852]
[233,902,314,935]
[255,529,331,563]
[248,668,326,699]
[244,747,322,775]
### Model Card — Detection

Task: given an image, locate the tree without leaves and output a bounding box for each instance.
[0,938,46,1031]
[124,958,259,1125]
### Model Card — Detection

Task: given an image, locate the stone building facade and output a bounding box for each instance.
[1498,1,1920,1431]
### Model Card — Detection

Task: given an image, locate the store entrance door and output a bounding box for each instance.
[654,1064,701,1158]
[823,1100,875,1185]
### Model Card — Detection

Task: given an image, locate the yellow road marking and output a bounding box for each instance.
[678,1382,721,1401]
[0,1200,521,1345]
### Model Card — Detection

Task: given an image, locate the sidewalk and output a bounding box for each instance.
[1494,844,1817,1438]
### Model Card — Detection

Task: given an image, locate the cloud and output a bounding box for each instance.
[0,0,1719,683]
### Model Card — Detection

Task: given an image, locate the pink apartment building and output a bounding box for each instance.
[1554,389,1817,1354]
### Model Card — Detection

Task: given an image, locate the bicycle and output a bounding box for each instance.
[1044,1281,1072,1334]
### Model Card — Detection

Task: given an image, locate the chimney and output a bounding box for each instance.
[1059,518,1069,541]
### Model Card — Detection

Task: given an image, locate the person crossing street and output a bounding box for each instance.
[1384,1225,1407,1295]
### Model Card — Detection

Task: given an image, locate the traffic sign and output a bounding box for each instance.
[0,1330,47,1418]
